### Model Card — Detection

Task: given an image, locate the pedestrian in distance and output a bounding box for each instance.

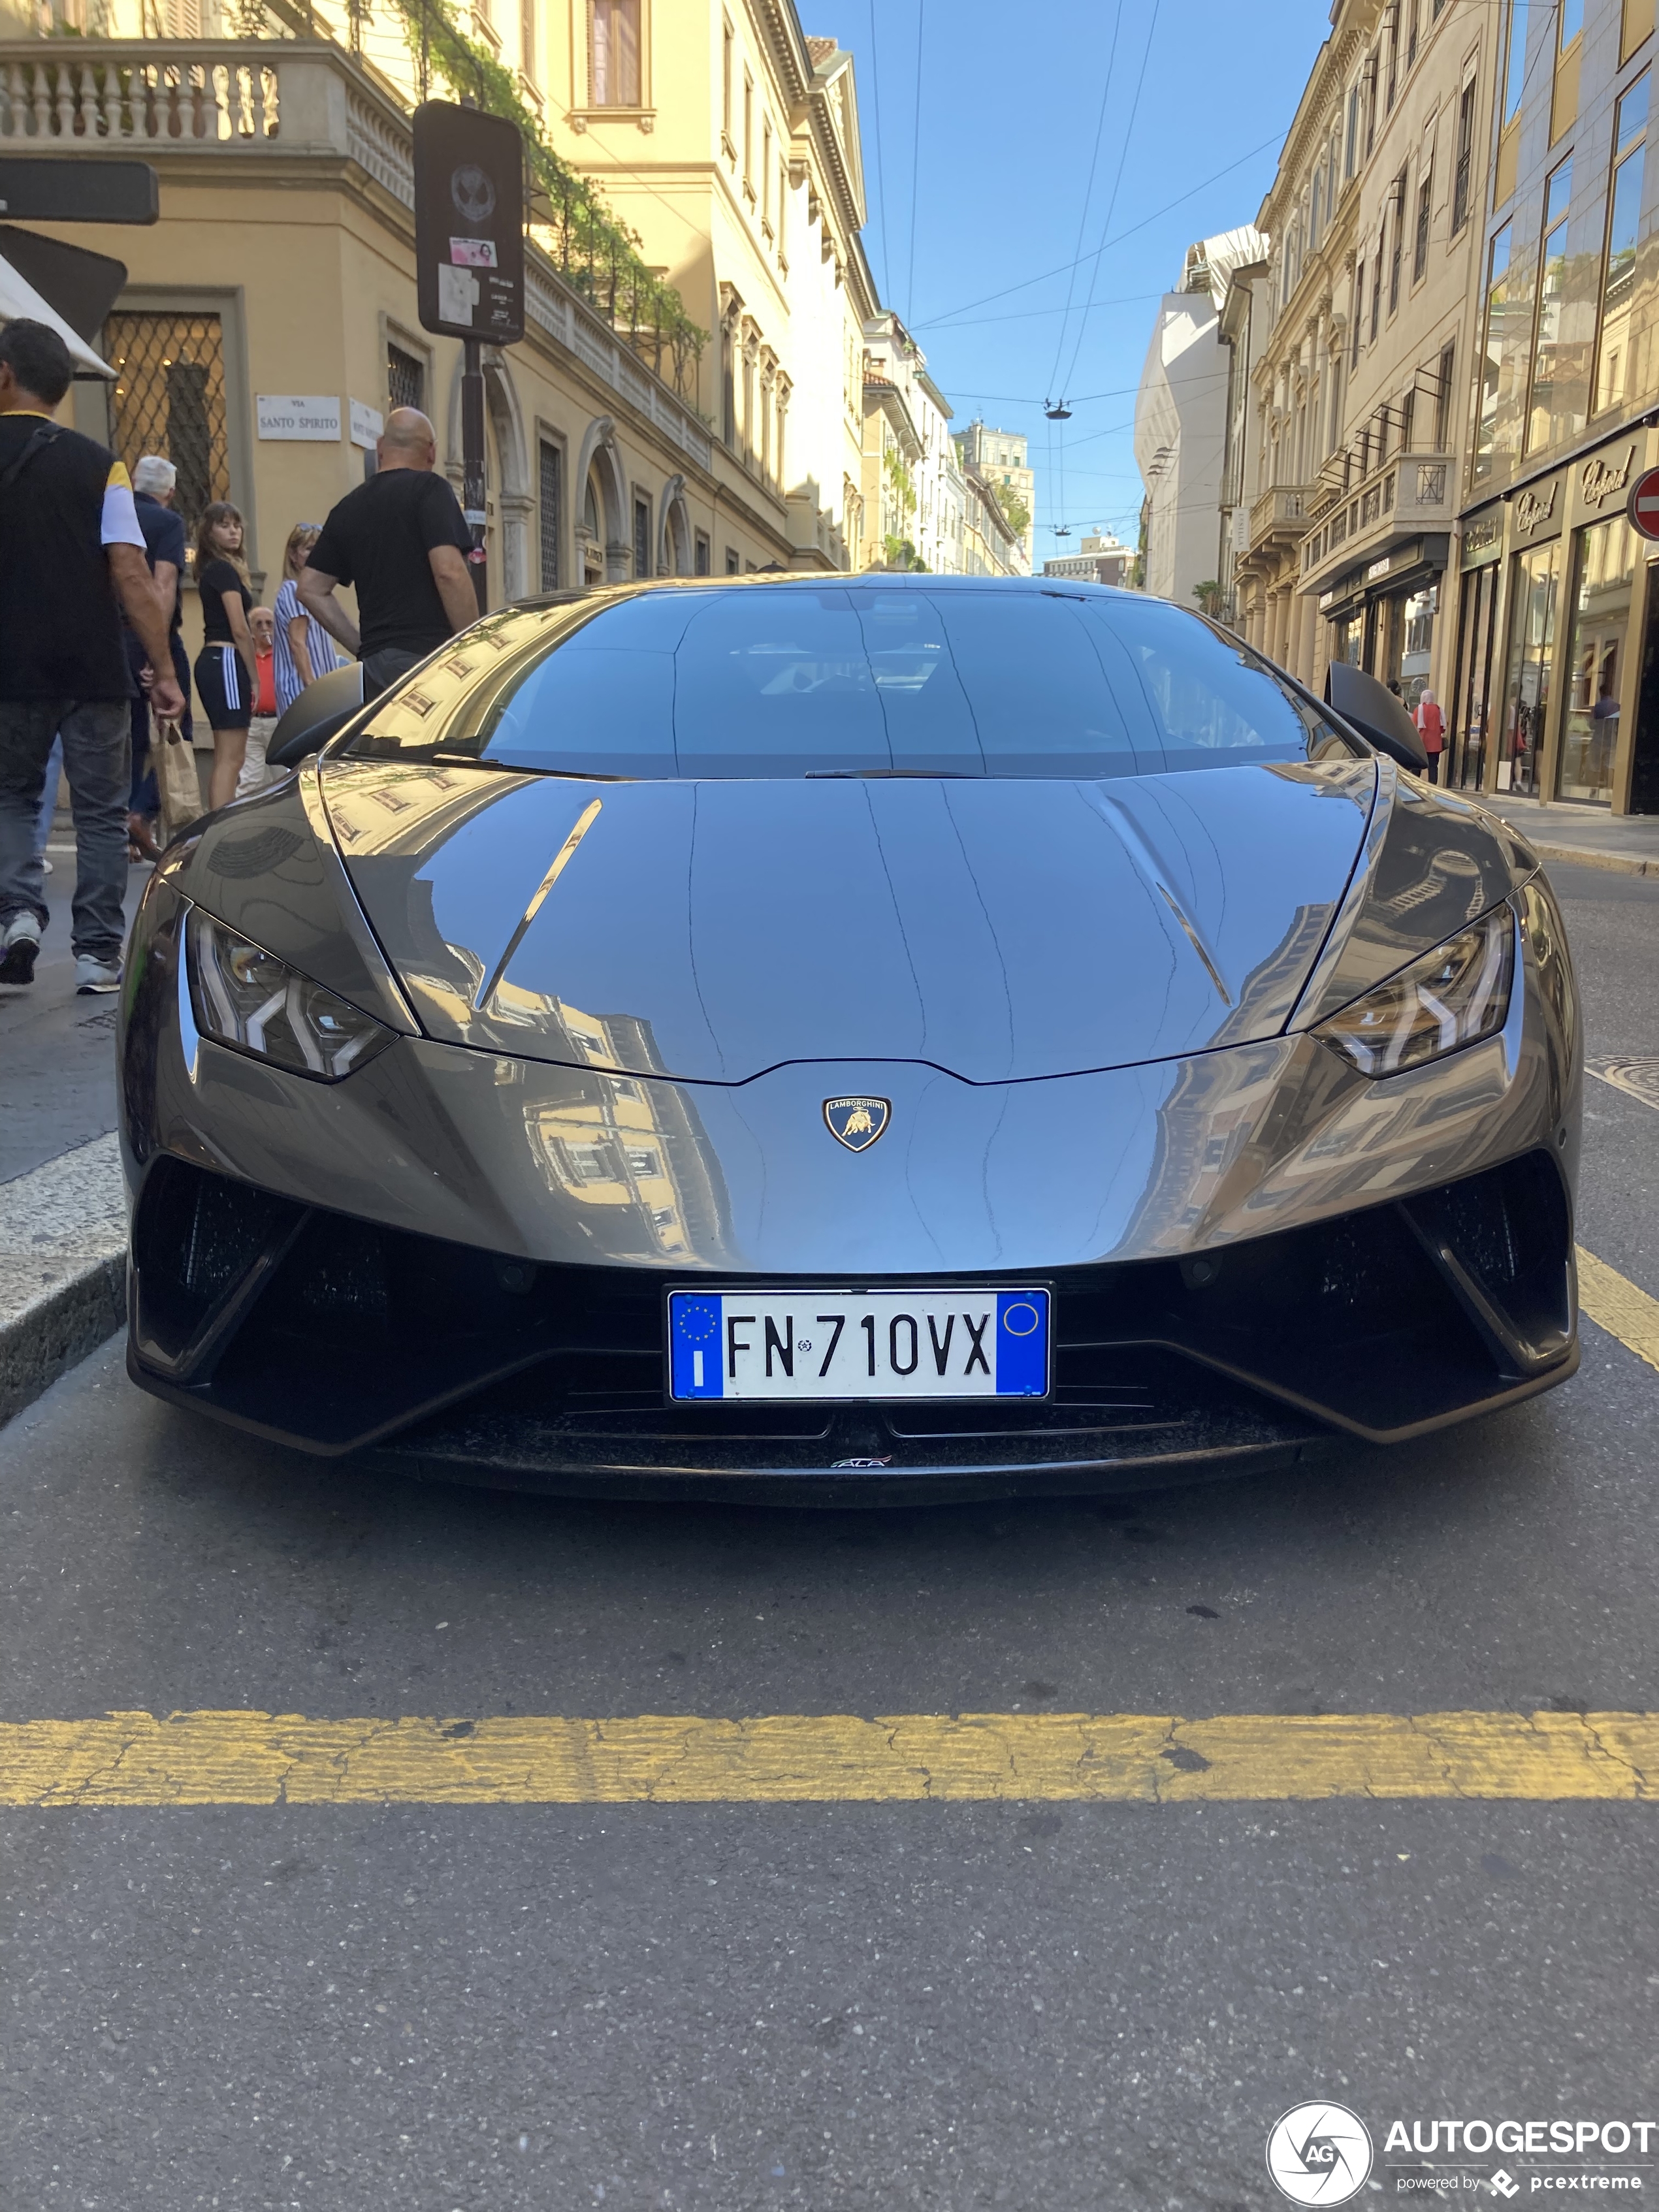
[272,521,343,714]
[0,318,184,995]
[298,406,477,700]
[236,603,280,800]
[126,453,193,861]
[193,500,259,814]
[1415,686,1445,784]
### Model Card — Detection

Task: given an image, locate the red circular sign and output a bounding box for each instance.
[1627,464,1659,540]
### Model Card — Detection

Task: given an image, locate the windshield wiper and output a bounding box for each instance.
[804,767,973,779]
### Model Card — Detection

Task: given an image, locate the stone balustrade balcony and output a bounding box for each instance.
[1248,483,1317,552]
[0,38,712,468]
[1300,452,1455,585]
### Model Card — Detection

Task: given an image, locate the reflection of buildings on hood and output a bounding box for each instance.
[524,1009,727,1263]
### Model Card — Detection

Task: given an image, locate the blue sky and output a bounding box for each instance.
[811,0,1333,558]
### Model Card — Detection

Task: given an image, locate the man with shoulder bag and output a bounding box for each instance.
[0,319,184,993]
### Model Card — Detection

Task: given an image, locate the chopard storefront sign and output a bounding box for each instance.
[1461,507,1504,566]
[1513,478,1560,537]
[1581,445,1637,508]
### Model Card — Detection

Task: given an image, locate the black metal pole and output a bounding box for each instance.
[460,336,487,616]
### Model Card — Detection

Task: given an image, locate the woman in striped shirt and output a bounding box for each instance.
[272,522,344,713]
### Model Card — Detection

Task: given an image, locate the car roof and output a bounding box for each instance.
[511,573,1155,614]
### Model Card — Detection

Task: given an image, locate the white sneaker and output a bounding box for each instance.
[40,856,53,876]
[74,954,122,995]
[0,914,40,986]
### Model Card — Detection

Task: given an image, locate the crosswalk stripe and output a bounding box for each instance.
[1577,1246,1659,1373]
[1,1709,1656,1806]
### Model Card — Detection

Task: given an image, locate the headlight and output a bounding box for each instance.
[1314,905,1514,1078]
[185,908,395,1081]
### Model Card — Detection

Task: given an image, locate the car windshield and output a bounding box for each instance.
[346,586,1360,780]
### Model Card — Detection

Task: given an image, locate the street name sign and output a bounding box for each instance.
[257,394,342,441]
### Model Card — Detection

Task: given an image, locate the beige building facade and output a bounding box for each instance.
[1232,0,1498,722]
[0,0,912,699]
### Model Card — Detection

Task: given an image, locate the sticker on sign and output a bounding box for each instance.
[1627,463,1659,541]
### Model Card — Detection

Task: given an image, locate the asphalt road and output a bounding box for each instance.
[2,861,1657,2210]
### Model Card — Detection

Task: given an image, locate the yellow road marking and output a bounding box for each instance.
[1577,1245,1659,1374]
[1,1710,1655,1806]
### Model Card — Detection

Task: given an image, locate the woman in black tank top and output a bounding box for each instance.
[193,502,258,811]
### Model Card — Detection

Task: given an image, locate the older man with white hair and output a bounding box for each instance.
[125,453,191,856]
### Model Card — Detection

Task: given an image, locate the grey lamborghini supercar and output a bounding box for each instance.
[118,577,1581,1503]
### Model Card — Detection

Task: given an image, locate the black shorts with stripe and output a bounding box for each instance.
[194,643,251,731]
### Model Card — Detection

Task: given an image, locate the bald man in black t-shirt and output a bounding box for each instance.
[298,408,478,699]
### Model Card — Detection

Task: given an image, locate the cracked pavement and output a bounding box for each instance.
[1,862,1658,2208]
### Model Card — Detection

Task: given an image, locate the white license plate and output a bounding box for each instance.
[667,1288,1050,1402]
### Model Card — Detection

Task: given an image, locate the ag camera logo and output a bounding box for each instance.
[1266,2101,1375,2204]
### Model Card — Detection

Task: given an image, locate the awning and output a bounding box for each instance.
[0,249,114,378]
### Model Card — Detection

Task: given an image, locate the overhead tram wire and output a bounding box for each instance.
[910,129,1287,334]
[867,0,892,300]
[1057,0,1163,402]
[904,0,926,321]
[1043,0,1125,412]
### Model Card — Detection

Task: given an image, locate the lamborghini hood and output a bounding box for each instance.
[311,757,1379,1085]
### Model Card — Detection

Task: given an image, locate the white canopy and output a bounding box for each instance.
[0,250,114,379]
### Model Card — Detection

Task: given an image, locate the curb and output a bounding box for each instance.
[1532,842,1658,879]
[0,1134,128,1432]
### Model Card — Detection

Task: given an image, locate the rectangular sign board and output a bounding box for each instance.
[0,157,159,225]
[349,398,384,451]
[413,101,524,344]
[256,394,342,442]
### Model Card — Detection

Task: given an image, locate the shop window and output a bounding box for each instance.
[1472,221,1515,485]
[103,310,230,553]
[387,342,425,413]
[1451,559,1500,788]
[1526,159,1575,455]
[1593,73,1649,414]
[1558,515,1637,802]
[538,438,562,590]
[590,0,642,106]
[1499,538,1561,794]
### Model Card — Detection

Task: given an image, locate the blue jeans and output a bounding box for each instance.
[0,698,132,961]
[33,735,61,858]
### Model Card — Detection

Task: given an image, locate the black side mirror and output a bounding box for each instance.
[1324,660,1429,773]
[266,662,366,771]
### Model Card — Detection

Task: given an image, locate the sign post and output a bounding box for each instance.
[413,101,525,615]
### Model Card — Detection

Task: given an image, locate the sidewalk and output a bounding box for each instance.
[1475,791,1659,877]
[1,851,146,1426]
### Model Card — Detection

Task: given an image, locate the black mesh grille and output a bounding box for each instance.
[103,311,230,547]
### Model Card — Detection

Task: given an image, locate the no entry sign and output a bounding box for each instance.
[1627,464,1659,540]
